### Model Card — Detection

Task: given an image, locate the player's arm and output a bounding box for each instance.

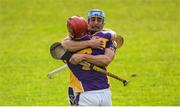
[102,29,117,40]
[84,48,115,66]
[101,29,124,48]
[69,47,115,67]
[61,37,104,52]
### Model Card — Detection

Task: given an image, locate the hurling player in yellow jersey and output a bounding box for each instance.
[61,9,118,106]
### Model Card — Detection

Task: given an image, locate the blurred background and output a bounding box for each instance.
[0,0,180,105]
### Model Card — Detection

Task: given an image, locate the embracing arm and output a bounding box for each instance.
[84,48,115,66]
[61,39,90,52]
[61,37,103,52]
[69,48,115,67]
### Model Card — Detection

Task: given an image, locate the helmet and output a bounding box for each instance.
[87,9,105,20]
[67,16,88,39]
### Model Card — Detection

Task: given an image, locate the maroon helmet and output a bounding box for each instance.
[67,16,88,39]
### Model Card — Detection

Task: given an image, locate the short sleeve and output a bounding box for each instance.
[106,40,117,52]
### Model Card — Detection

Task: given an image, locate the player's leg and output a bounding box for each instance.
[68,87,76,106]
[78,91,100,106]
[100,89,112,106]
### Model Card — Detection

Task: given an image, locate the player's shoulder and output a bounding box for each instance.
[92,30,111,40]
[102,28,117,40]
[102,28,116,33]
[102,28,114,31]
[102,28,116,32]
[92,28,117,40]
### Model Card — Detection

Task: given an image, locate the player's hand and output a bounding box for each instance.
[87,36,104,49]
[69,54,85,64]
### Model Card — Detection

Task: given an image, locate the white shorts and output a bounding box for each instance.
[78,88,112,106]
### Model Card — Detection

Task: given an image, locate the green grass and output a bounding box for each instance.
[0,0,180,105]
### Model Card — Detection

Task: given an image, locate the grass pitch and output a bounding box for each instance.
[0,0,180,105]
